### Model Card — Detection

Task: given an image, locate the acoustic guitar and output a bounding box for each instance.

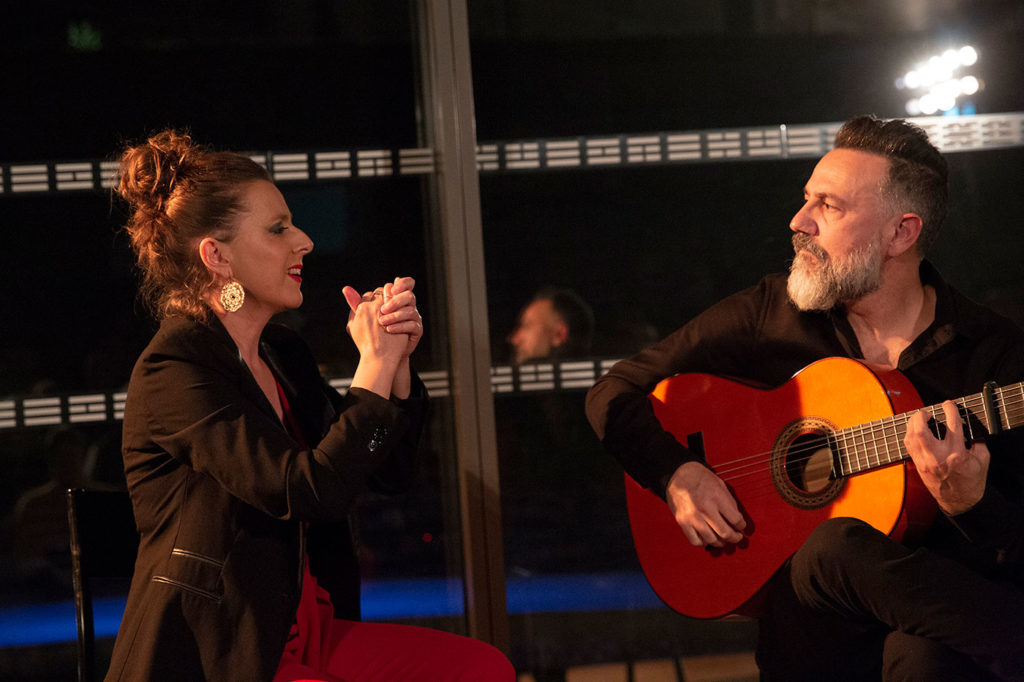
[625,356,1023,619]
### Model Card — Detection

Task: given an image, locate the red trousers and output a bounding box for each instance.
[274,564,514,682]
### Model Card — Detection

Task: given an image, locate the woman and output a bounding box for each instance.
[108,130,513,681]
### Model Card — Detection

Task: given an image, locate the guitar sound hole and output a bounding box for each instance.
[771,417,845,509]
[786,434,833,493]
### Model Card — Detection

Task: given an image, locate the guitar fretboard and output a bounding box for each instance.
[833,381,1024,478]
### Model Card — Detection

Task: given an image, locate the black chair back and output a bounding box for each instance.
[66,488,138,682]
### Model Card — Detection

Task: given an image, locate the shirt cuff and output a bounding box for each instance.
[945,485,1012,547]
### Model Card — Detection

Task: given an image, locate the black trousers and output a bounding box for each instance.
[756,517,1024,681]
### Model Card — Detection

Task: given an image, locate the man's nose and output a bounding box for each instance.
[789,202,816,235]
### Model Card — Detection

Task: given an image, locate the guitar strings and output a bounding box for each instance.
[710,394,1024,504]
[715,395,1024,500]
[694,387,1024,500]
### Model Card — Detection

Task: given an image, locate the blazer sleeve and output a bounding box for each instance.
[124,325,414,522]
[368,371,428,495]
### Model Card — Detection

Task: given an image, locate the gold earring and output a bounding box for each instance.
[220,280,245,312]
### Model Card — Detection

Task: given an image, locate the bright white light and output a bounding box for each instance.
[933,56,954,82]
[919,57,953,87]
[896,46,981,116]
[936,91,957,112]
[939,79,963,98]
[941,48,961,68]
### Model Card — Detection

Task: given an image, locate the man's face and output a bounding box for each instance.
[787,148,898,311]
[508,299,564,365]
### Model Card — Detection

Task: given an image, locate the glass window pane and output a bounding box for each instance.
[0,3,473,678]
[470,1,1024,677]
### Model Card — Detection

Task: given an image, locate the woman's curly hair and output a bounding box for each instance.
[116,130,271,320]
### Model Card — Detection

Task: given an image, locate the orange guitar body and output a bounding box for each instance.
[626,357,937,619]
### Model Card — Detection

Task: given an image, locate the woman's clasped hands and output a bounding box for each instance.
[342,276,423,362]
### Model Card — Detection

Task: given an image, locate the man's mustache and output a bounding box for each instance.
[792,233,829,261]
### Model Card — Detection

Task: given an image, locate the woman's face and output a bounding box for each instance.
[221,180,314,316]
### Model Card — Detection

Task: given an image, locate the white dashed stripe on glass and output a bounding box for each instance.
[4,114,1022,195]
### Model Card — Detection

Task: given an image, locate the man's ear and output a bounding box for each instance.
[198,237,231,279]
[888,213,923,258]
[550,320,570,348]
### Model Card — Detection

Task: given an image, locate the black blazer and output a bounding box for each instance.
[106,315,426,682]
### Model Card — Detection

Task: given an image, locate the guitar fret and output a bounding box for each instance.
[848,428,862,475]
[959,397,975,441]
[996,386,1009,432]
[869,419,883,468]
[1005,385,1017,431]
[964,393,989,439]
[877,419,890,464]
[857,424,871,472]
[845,428,858,475]
[882,416,900,464]
[898,415,909,461]
[1000,383,1024,431]
[838,428,853,477]
[864,425,874,470]
[893,414,909,463]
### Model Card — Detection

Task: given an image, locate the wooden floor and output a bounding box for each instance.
[517,651,759,682]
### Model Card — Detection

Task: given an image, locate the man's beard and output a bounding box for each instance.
[787,233,884,311]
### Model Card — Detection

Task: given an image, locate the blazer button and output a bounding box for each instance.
[368,426,388,453]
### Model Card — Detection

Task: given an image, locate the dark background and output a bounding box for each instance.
[3,2,1023,389]
[1,0,1023,677]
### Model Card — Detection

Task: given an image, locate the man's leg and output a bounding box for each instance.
[788,517,1024,680]
[883,631,997,681]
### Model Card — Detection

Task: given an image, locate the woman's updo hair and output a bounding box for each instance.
[117,129,272,320]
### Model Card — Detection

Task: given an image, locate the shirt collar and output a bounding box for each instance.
[824,260,963,368]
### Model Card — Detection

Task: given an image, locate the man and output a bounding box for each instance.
[586,116,1024,679]
[508,286,594,365]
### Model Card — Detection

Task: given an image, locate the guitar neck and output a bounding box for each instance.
[835,380,1024,477]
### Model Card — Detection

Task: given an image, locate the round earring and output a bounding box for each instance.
[220,280,245,313]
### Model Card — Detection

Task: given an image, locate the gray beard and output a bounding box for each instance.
[787,234,883,311]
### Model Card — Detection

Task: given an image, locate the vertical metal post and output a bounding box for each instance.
[416,0,510,652]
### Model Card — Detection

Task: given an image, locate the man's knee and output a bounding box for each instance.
[788,517,899,608]
[793,518,877,574]
[883,631,992,682]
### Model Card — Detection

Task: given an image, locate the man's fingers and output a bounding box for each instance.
[710,514,744,543]
[682,526,703,547]
[941,400,963,439]
[695,523,723,548]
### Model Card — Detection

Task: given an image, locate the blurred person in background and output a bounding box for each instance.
[508,286,594,365]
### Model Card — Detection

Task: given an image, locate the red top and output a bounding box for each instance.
[275,380,337,671]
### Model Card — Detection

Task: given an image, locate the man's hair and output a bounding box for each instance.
[534,286,595,357]
[833,115,949,254]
